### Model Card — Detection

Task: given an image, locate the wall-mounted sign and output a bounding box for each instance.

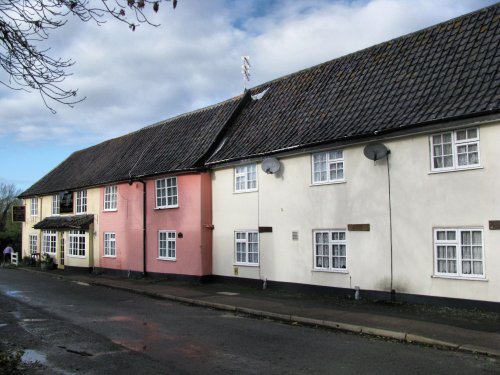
[489,221,500,230]
[59,191,73,214]
[347,224,370,231]
[12,206,26,222]
[259,226,273,233]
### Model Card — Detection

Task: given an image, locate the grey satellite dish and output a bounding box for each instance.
[261,157,281,174]
[363,143,390,161]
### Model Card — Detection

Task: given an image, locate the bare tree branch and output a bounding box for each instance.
[0,0,177,112]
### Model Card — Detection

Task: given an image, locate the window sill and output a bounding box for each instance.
[103,255,116,258]
[103,209,118,213]
[157,257,176,262]
[431,275,487,282]
[429,166,483,175]
[234,189,258,194]
[234,263,259,267]
[155,206,179,210]
[67,255,86,259]
[312,269,349,274]
[310,180,347,187]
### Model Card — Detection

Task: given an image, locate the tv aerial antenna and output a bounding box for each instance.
[242,56,250,92]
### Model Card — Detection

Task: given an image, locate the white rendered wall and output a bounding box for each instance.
[212,121,500,303]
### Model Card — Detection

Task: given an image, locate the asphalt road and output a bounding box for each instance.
[0,268,498,374]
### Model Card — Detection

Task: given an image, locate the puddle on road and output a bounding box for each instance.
[72,281,90,287]
[21,349,47,365]
[6,290,22,297]
[217,292,240,296]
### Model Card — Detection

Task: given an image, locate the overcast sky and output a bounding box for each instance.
[1,0,496,191]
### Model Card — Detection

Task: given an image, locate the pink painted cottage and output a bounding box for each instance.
[19,96,246,280]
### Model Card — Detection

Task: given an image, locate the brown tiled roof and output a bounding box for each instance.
[207,4,500,164]
[20,97,243,197]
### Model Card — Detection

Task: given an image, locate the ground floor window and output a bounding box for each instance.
[235,231,259,265]
[314,230,347,271]
[158,230,176,260]
[42,230,57,254]
[29,234,38,254]
[68,230,86,257]
[434,228,484,278]
[104,232,116,257]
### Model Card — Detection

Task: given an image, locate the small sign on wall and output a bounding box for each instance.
[233,266,239,276]
[12,206,25,222]
[347,224,370,231]
[489,221,500,230]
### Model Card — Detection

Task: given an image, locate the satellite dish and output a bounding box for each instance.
[363,143,390,161]
[261,157,281,174]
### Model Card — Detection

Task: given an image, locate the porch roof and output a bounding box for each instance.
[33,214,94,230]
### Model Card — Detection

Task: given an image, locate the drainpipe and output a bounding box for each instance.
[129,179,147,277]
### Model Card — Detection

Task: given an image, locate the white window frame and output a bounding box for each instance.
[312,150,345,185]
[434,228,484,279]
[313,230,347,271]
[42,230,57,254]
[103,232,116,257]
[29,234,38,254]
[68,230,86,257]
[75,190,87,214]
[234,231,259,266]
[155,177,178,209]
[430,128,480,172]
[30,198,38,218]
[52,194,60,215]
[104,185,118,211]
[158,230,176,260]
[234,164,257,193]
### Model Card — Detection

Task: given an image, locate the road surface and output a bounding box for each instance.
[0,268,497,374]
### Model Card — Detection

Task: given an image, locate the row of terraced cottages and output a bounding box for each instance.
[19,4,500,309]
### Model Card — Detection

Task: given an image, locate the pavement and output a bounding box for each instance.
[12,266,500,358]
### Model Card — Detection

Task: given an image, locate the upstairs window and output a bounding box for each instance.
[234,164,257,192]
[434,228,484,278]
[42,230,57,254]
[431,128,480,171]
[104,185,118,211]
[75,190,87,214]
[31,198,38,218]
[312,150,344,184]
[52,194,60,215]
[156,177,178,208]
[314,230,347,271]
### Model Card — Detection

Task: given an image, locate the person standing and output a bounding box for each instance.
[3,245,13,263]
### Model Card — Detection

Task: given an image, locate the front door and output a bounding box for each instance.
[59,236,65,270]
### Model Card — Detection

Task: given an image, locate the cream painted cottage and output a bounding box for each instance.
[206,4,500,309]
